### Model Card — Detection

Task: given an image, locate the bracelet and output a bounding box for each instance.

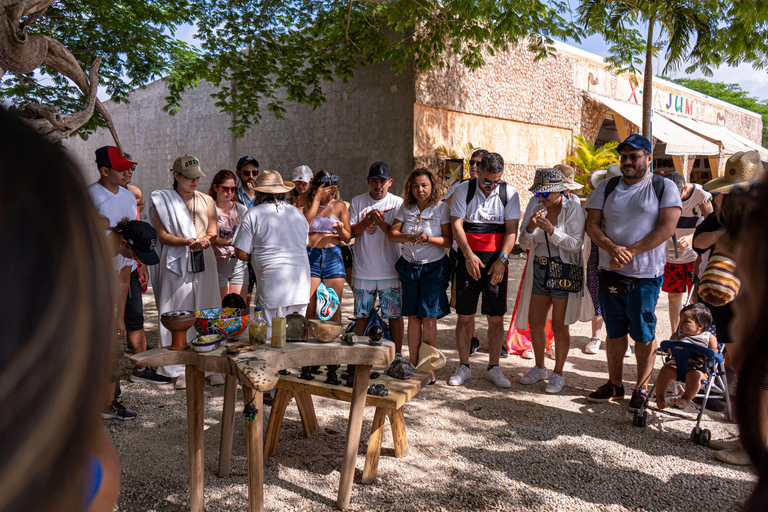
[499,253,508,260]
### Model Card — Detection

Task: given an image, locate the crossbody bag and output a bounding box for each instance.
[544,234,583,293]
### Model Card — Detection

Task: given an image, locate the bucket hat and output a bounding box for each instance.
[249,170,295,193]
[704,151,764,194]
[529,168,568,194]
[554,164,583,191]
[589,164,623,190]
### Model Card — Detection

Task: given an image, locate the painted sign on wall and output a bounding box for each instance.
[627,79,695,117]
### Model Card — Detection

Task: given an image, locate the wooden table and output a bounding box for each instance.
[262,366,432,484]
[131,337,394,512]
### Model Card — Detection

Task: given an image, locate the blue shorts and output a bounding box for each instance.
[307,246,346,279]
[598,275,663,343]
[395,255,451,319]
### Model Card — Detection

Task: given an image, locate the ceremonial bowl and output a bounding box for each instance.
[195,308,250,338]
[308,319,345,343]
[189,333,227,352]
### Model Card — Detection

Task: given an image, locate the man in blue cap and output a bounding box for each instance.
[585,134,682,410]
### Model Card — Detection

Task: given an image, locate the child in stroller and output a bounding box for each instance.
[655,303,718,410]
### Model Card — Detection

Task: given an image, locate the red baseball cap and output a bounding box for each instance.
[95,146,137,171]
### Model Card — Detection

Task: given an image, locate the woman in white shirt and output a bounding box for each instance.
[516,168,592,393]
[389,168,452,377]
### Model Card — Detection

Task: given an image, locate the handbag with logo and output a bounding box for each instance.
[698,249,740,306]
[544,234,583,293]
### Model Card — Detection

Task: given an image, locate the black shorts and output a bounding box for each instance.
[340,245,354,269]
[125,269,144,331]
[455,251,507,317]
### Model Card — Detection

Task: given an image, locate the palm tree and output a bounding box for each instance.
[566,135,619,193]
[577,0,717,139]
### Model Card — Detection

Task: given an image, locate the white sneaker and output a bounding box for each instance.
[521,348,534,359]
[485,366,511,388]
[448,365,472,386]
[584,337,601,354]
[174,374,186,390]
[208,373,225,386]
[624,345,632,358]
[545,373,565,393]
[520,366,548,385]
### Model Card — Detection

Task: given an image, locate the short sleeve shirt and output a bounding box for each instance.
[586,173,682,278]
[88,183,138,272]
[395,201,450,264]
[349,192,403,280]
[449,179,521,223]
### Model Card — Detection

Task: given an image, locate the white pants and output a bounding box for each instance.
[262,304,308,337]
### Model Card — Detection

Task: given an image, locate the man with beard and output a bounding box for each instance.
[235,155,259,305]
[585,134,682,410]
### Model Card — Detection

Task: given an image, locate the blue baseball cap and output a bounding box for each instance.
[617,134,652,154]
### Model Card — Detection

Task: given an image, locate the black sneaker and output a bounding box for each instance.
[627,387,648,411]
[130,366,172,385]
[102,400,137,421]
[500,345,509,358]
[469,337,480,356]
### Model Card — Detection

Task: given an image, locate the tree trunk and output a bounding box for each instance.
[642,18,655,142]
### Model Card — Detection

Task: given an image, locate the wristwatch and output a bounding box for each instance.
[498,253,509,265]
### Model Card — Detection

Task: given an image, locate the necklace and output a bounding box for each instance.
[318,202,331,209]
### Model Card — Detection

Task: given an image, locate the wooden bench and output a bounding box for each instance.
[265,366,432,483]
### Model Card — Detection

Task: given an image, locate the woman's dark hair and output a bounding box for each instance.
[307,169,340,203]
[172,172,179,190]
[208,169,237,201]
[0,108,113,511]
[679,303,712,329]
[471,149,489,161]
[253,192,286,206]
[725,178,768,510]
[402,167,439,209]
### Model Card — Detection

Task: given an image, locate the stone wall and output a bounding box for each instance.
[65,61,416,202]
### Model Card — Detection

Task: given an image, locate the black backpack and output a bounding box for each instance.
[465,178,508,206]
[603,173,665,203]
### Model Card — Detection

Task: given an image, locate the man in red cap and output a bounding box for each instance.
[90,146,171,420]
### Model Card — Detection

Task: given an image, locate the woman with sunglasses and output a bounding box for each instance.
[209,170,249,302]
[515,168,591,393]
[296,170,352,321]
[390,168,452,376]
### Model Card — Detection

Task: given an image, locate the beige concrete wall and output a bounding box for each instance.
[65,61,416,204]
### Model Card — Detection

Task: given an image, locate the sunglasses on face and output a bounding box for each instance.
[319,175,339,185]
[469,160,482,166]
[481,178,502,186]
[240,170,257,177]
[534,192,551,198]
[218,186,237,192]
[130,165,137,172]
[619,154,646,163]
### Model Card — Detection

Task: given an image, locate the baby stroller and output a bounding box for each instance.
[633,341,729,446]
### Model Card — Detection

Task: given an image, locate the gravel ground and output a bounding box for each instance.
[111,255,754,511]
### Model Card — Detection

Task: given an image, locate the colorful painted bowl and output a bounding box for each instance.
[189,333,227,352]
[195,308,250,338]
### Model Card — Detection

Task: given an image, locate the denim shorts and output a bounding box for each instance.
[598,274,663,343]
[531,258,569,301]
[307,245,346,279]
[395,255,451,319]
[216,256,249,288]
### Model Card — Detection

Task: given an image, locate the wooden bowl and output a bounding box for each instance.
[308,319,345,343]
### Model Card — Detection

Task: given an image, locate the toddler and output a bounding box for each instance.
[656,303,718,410]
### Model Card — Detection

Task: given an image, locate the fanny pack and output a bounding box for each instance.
[598,269,639,296]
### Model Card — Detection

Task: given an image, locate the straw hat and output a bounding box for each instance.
[248,170,295,193]
[589,164,622,190]
[704,151,764,193]
[554,164,584,191]
[529,168,568,194]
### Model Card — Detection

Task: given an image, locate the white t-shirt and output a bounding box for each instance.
[665,184,711,264]
[233,201,310,309]
[450,179,521,253]
[88,182,137,272]
[394,202,450,264]
[586,173,682,278]
[349,192,403,280]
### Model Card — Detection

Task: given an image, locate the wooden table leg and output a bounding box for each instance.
[362,407,387,484]
[336,364,371,509]
[294,390,318,437]
[390,407,409,457]
[218,374,238,477]
[243,387,264,512]
[186,365,206,512]
[264,388,293,458]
